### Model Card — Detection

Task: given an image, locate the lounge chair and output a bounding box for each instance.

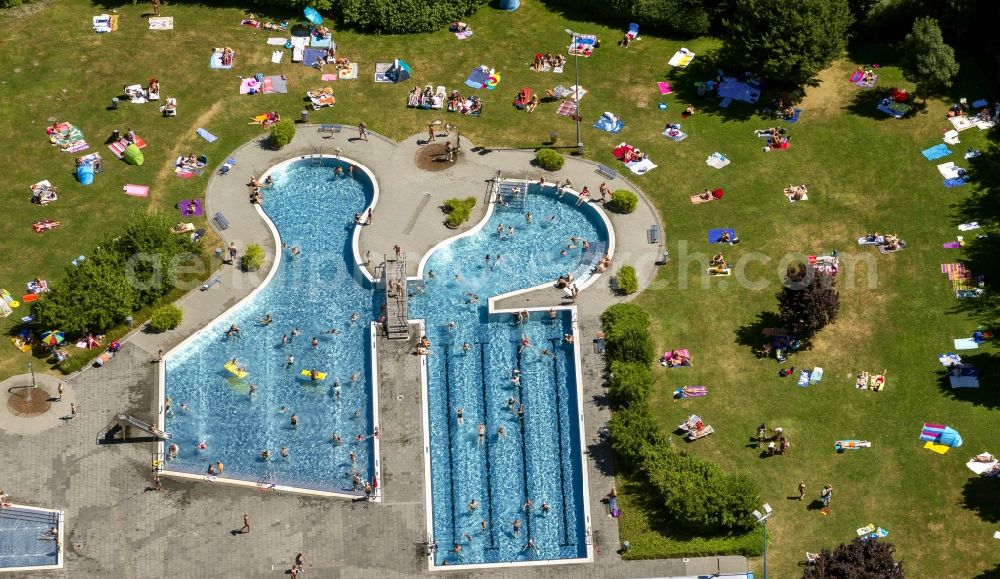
[311,95,336,110]
[686,425,714,441]
[160,97,177,117]
[431,86,446,109]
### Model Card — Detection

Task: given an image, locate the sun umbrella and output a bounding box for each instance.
[41,330,65,346]
[304,7,323,26]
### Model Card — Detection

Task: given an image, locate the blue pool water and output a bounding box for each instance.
[164,159,377,492]
[0,508,60,568]
[410,183,608,565]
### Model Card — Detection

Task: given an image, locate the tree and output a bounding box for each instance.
[721,0,853,88]
[803,537,904,578]
[338,0,489,34]
[901,17,959,100]
[776,262,840,338]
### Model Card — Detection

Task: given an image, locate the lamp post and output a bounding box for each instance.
[567,29,583,155]
[29,360,36,388]
[753,503,773,579]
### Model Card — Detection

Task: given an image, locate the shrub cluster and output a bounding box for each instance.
[442,196,477,228]
[337,0,489,34]
[241,244,265,272]
[608,189,639,214]
[535,148,565,171]
[268,119,296,149]
[601,303,761,537]
[32,212,198,338]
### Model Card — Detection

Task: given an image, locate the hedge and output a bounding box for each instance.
[268,119,296,149]
[608,405,666,472]
[338,0,489,34]
[609,360,653,409]
[616,264,639,294]
[609,189,639,214]
[535,148,565,171]
[148,305,183,333]
[601,303,650,335]
[442,196,477,228]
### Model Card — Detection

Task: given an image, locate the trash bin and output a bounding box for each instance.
[301,110,309,123]
[549,131,558,143]
[112,97,119,110]
[197,155,208,165]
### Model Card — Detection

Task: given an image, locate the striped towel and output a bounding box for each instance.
[940,263,966,274]
[919,423,945,442]
[107,136,146,158]
[556,101,577,116]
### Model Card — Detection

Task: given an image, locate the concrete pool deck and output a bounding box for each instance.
[0,127,748,577]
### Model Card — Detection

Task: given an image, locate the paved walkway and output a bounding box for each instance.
[0,127,747,578]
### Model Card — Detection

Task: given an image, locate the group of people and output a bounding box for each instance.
[513,89,541,113]
[756,424,791,456]
[530,52,566,71]
[407,85,443,109]
[247,174,273,204]
[446,90,483,115]
[709,252,728,274]
[784,183,808,201]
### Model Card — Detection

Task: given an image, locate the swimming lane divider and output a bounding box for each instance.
[443,344,459,544]
[513,340,532,541]
[549,337,572,547]
[479,341,497,550]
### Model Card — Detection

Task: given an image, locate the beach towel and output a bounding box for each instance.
[708,228,735,243]
[210,50,234,69]
[568,34,597,57]
[937,162,965,179]
[924,441,951,454]
[662,127,688,141]
[310,35,332,48]
[320,73,337,81]
[594,116,624,133]
[239,77,259,95]
[303,48,326,67]
[338,63,359,80]
[943,130,960,145]
[271,50,284,64]
[857,236,882,246]
[455,29,473,40]
[877,100,909,118]
[810,367,824,384]
[93,14,112,33]
[835,440,872,450]
[675,385,707,398]
[657,82,672,95]
[556,100,578,116]
[850,70,877,88]
[123,184,149,197]
[920,423,946,443]
[265,76,287,94]
[706,152,730,169]
[948,116,975,131]
[626,159,657,175]
[949,365,979,388]
[922,144,952,161]
[717,79,762,104]
[976,119,996,130]
[375,62,392,83]
[785,108,802,123]
[107,136,146,158]
[196,128,218,143]
[178,199,203,216]
[465,67,490,89]
[797,369,811,387]
[565,85,588,101]
[48,122,89,153]
[267,37,288,45]
[690,189,723,204]
[668,48,695,68]
[966,457,998,475]
[944,175,970,187]
[958,222,980,231]
[939,353,962,366]
[148,16,173,30]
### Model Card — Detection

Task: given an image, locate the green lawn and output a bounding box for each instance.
[1,1,998,576]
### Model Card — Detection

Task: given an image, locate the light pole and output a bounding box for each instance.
[567,29,583,155]
[753,503,773,579]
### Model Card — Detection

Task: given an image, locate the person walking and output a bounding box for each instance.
[358,121,369,141]
[151,0,161,16]
[228,242,238,264]
[56,382,64,402]
[294,552,305,572]
[69,403,78,419]
[820,484,833,512]
[798,480,806,501]
[426,122,437,143]
[240,513,251,534]
[153,474,163,491]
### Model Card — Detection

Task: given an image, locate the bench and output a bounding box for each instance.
[319,124,342,135]
[594,334,606,354]
[213,212,230,231]
[596,164,618,180]
[647,224,660,244]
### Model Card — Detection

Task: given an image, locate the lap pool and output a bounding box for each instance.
[0,505,62,571]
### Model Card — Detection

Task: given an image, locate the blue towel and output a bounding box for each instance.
[708,228,735,243]
[972,99,988,108]
[465,68,489,89]
[877,102,907,119]
[303,48,326,67]
[797,369,810,387]
[785,108,802,123]
[593,119,624,133]
[197,128,218,143]
[944,176,969,188]
[922,144,952,161]
[310,36,331,48]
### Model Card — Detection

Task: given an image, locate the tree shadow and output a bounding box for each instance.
[973,563,1000,579]
[663,49,759,124]
[935,352,1000,409]
[734,311,784,354]
[962,475,1000,523]
[586,437,616,477]
[843,86,928,121]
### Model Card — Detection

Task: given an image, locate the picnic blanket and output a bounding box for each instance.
[717,78,761,104]
[922,144,952,161]
[708,228,735,243]
[556,100,578,116]
[967,456,999,475]
[937,162,966,179]
[849,70,877,88]
[107,136,146,158]
[267,37,288,45]
[797,369,811,387]
[706,152,730,169]
[949,116,975,131]
[47,123,89,153]
[668,48,695,68]
[878,99,910,118]
[210,50,234,69]
[948,365,979,388]
[303,48,326,67]
[568,34,597,57]
[626,159,657,175]
[594,114,624,133]
[148,16,173,30]
[662,127,688,141]
[338,63,359,80]
[465,67,497,89]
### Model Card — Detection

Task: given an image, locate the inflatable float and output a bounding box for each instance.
[224,361,248,378]
[300,369,327,380]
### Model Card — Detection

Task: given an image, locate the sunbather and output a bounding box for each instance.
[856,371,869,388]
[222,47,234,67]
[526,93,540,113]
[147,78,159,95]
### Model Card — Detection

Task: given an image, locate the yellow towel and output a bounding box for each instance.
[110,14,119,30]
[923,441,950,454]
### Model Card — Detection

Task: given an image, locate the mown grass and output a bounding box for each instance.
[0,1,998,576]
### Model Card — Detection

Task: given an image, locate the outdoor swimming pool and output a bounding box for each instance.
[0,506,61,570]
[163,158,378,493]
[411,182,609,565]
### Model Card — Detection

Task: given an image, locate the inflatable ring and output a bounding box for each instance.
[485,74,501,90]
[9,301,19,308]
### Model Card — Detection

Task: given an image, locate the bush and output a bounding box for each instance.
[602,303,650,334]
[643,446,761,535]
[241,244,264,272]
[268,119,296,149]
[148,305,183,332]
[442,196,477,228]
[535,148,565,171]
[337,0,489,34]
[608,406,667,472]
[608,189,639,214]
[616,265,639,295]
[538,0,711,36]
[609,360,653,409]
[606,322,655,365]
